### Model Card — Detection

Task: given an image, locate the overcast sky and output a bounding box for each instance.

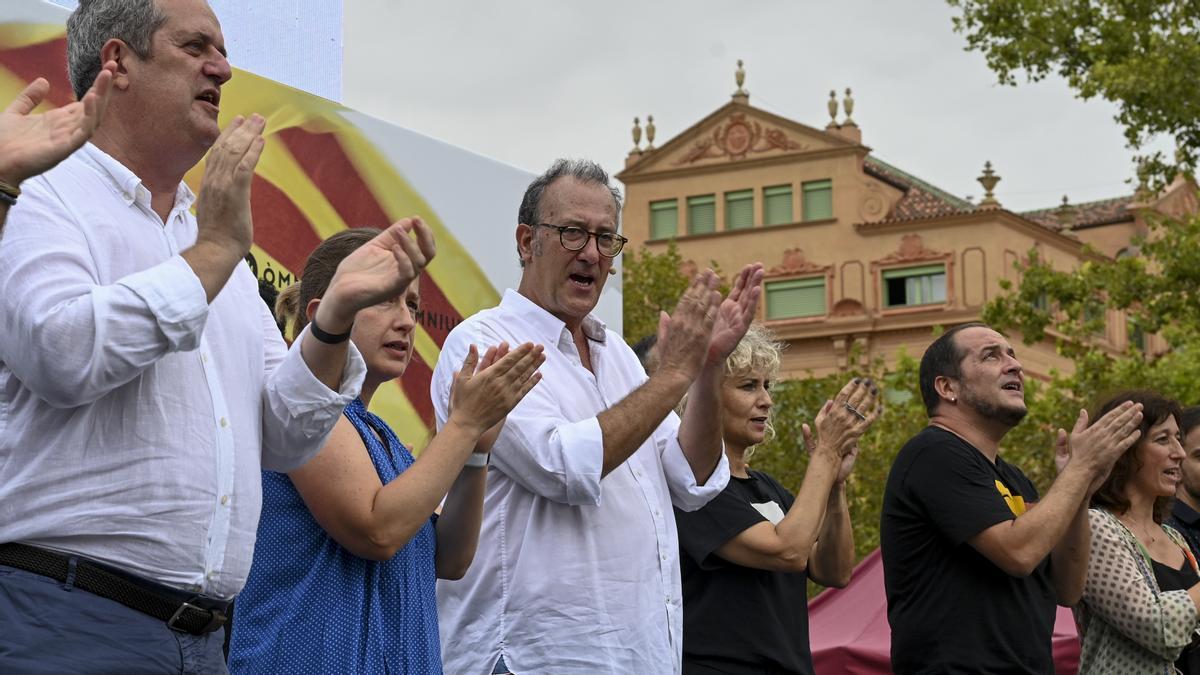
[342,0,1170,214]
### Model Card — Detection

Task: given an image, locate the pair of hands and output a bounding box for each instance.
[1054,401,1144,491]
[194,112,438,329]
[0,61,116,190]
[448,342,545,453]
[802,378,882,484]
[655,263,766,382]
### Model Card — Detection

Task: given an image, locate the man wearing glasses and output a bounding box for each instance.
[431,159,764,674]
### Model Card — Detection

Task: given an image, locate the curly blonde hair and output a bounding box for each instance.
[680,324,784,458]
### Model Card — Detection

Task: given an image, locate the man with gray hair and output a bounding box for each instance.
[432,158,765,674]
[0,0,433,671]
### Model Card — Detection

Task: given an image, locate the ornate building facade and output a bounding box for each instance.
[617,64,1195,380]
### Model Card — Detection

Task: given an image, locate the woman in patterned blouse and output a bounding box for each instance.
[1076,390,1200,674]
[229,226,545,673]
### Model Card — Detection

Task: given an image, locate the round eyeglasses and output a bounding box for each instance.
[534,223,628,258]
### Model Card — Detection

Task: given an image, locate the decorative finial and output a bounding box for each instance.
[842,87,856,126]
[645,115,656,150]
[630,117,642,154]
[827,90,839,125]
[735,59,747,97]
[1056,195,1076,229]
[977,161,1001,208]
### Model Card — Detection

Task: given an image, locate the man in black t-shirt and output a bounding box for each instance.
[881,323,1145,674]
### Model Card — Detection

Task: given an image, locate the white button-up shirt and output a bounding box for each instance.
[0,143,365,599]
[433,289,729,675]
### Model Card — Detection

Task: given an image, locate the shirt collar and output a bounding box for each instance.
[499,289,608,344]
[77,142,196,214]
[1173,498,1200,525]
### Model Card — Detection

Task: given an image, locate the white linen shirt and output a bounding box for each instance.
[433,289,730,675]
[0,143,365,599]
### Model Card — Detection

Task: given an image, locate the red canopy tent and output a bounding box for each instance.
[807,549,1081,674]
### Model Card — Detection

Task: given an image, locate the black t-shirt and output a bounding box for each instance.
[676,469,814,675]
[881,426,1056,674]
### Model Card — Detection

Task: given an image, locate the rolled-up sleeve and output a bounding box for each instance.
[493,397,605,506]
[431,319,604,506]
[260,320,366,472]
[0,182,209,409]
[658,411,730,512]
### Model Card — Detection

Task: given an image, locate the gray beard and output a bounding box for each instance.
[963,391,1028,428]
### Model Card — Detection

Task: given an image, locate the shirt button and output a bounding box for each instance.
[219,417,228,428]
[201,353,209,364]
[220,495,230,506]
[207,571,216,580]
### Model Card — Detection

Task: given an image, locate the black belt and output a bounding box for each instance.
[0,543,229,635]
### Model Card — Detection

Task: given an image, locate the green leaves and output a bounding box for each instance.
[950,0,1200,188]
[621,242,692,346]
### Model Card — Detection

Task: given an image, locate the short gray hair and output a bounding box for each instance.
[67,0,167,100]
[517,158,623,267]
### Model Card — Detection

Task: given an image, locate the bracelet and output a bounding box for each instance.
[463,452,489,469]
[0,179,18,207]
[309,317,352,344]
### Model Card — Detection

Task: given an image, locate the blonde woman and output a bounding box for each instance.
[674,324,880,674]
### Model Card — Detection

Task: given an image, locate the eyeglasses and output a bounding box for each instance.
[533,223,628,258]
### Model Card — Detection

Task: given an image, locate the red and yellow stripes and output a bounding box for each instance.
[0,27,499,451]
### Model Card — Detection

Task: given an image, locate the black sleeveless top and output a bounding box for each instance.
[1152,557,1200,675]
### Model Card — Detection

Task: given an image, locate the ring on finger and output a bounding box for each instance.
[843,402,867,421]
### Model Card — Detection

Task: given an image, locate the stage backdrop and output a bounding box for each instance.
[1,0,625,450]
[44,0,342,101]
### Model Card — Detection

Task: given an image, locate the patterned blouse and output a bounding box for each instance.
[1075,508,1200,674]
[228,398,442,674]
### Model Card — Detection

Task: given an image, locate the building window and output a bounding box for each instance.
[802,179,833,221]
[650,199,678,239]
[883,264,946,308]
[687,194,716,235]
[725,189,754,230]
[1128,320,1146,352]
[764,185,793,226]
[765,277,827,319]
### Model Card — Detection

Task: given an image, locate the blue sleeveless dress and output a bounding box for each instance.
[228,398,441,674]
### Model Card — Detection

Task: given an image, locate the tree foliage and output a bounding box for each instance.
[984,212,1200,410]
[622,242,693,346]
[948,0,1200,187]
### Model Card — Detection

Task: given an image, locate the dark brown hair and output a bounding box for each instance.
[1089,389,1182,524]
[918,322,988,416]
[275,228,381,338]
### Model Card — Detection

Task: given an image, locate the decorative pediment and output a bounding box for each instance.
[768,248,831,276]
[672,113,806,166]
[875,234,949,265]
[619,102,857,179]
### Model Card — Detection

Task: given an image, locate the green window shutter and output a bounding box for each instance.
[802,179,833,221]
[763,185,793,226]
[765,277,826,319]
[687,194,716,235]
[650,199,678,239]
[882,265,946,307]
[725,190,754,230]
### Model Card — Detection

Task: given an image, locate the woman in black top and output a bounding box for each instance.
[1075,390,1200,674]
[675,324,880,674]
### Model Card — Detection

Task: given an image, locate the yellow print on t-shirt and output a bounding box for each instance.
[994,480,1026,517]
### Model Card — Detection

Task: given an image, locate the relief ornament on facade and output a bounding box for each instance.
[674,113,806,165]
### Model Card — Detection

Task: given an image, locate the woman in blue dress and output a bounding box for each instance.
[229,224,544,674]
